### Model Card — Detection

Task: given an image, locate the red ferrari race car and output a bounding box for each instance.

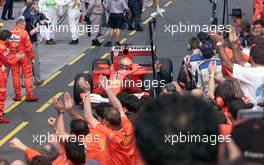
[73,45,173,105]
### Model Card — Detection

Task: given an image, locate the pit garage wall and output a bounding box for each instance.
[216,0,254,24]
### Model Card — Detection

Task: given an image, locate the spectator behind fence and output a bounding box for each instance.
[240,20,254,48]
[196,44,223,92]
[252,19,264,36]
[177,37,202,90]
[229,8,244,39]
[242,35,256,56]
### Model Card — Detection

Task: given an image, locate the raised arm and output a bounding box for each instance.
[228,27,246,66]
[10,138,41,163]
[99,75,125,117]
[252,0,262,22]
[9,138,28,152]
[209,32,234,72]
[52,98,67,135]
[207,61,217,100]
[64,92,84,120]
[78,77,99,127]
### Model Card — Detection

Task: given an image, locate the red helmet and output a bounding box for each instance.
[120,57,132,70]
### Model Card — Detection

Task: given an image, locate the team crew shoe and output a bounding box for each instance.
[92,39,102,46]
[104,41,112,47]
[13,96,22,101]
[0,116,10,124]
[26,96,38,102]
[115,41,121,46]
[46,40,57,45]
[69,40,78,45]
[135,26,143,31]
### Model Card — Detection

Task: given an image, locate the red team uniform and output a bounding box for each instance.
[253,0,264,22]
[0,40,9,123]
[7,24,38,101]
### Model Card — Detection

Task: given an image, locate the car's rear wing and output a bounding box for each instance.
[111,45,156,57]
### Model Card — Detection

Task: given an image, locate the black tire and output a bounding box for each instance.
[92,58,111,71]
[159,58,173,84]
[73,73,93,105]
[143,74,159,97]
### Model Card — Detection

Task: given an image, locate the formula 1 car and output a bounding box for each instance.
[73,45,173,105]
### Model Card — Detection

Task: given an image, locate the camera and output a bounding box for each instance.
[32,12,49,27]
[164,83,176,93]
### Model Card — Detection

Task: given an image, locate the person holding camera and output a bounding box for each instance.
[21,0,44,86]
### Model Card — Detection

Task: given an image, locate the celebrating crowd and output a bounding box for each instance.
[0,1,264,165]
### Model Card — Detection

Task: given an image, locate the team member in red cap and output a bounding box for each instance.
[0,30,11,123]
[7,18,38,102]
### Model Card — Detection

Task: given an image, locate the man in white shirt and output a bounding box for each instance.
[210,27,264,110]
[233,61,264,110]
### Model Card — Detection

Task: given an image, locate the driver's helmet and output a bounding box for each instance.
[120,57,132,70]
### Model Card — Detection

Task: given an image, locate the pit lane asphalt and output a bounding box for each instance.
[0,0,253,161]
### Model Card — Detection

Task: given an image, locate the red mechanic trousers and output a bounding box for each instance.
[0,69,7,116]
[10,59,33,97]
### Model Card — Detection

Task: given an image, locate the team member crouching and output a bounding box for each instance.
[7,18,38,102]
[0,30,11,123]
